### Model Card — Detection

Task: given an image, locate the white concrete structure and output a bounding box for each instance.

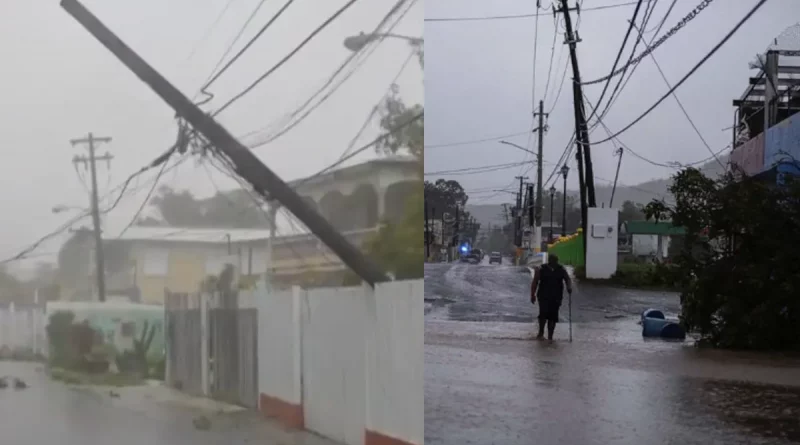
[585,207,619,279]
[631,233,671,259]
[0,303,46,357]
[256,280,423,445]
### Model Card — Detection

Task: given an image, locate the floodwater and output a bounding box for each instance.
[0,361,336,445]
[425,261,800,444]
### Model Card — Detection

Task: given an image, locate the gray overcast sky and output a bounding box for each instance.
[424,0,798,205]
[0,0,423,272]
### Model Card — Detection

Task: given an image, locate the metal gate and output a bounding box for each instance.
[165,292,203,395]
[209,302,258,408]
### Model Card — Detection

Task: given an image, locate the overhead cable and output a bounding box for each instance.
[212,0,363,116]
[583,0,769,145]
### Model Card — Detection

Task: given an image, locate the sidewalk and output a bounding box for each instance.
[57,376,343,445]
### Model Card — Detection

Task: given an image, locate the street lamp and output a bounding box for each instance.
[499,140,537,156]
[52,204,85,214]
[549,185,556,242]
[560,165,569,236]
[343,32,423,52]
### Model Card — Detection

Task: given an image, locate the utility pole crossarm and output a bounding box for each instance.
[61,0,389,286]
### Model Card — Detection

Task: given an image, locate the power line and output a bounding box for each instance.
[243,0,417,149]
[0,143,184,265]
[584,0,645,129]
[542,15,562,106]
[580,0,714,86]
[198,0,296,105]
[212,0,363,116]
[547,53,570,114]
[424,1,652,22]
[594,0,677,117]
[515,4,542,181]
[586,0,770,145]
[589,0,657,125]
[424,161,532,177]
[294,111,424,186]
[426,130,530,148]
[337,49,418,161]
[629,16,725,168]
[184,0,238,65]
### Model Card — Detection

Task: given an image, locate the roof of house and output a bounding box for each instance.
[622,220,686,236]
[108,226,276,244]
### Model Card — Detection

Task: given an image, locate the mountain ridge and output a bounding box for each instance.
[467,154,728,228]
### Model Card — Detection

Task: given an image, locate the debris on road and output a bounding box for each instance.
[193,415,211,431]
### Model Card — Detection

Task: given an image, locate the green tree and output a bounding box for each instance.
[424,179,467,217]
[140,186,270,229]
[375,86,423,158]
[644,166,800,350]
[362,77,424,278]
[619,200,646,223]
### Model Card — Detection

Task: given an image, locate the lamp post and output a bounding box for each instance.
[549,185,556,242]
[560,165,569,236]
[52,204,85,214]
[499,140,537,156]
[343,32,423,52]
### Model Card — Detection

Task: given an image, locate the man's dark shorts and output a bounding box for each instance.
[537,297,561,322]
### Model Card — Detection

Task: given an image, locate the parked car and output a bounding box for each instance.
[489,252,502,265]
[460,254,480,264]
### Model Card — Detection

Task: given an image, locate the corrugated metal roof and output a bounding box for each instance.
[108,226,275,243]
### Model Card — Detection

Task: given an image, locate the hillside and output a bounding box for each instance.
[467,155,728,229]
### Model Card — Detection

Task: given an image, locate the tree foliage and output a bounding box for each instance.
[139,186,269,229]
[644,167,800,350]
[361,83,424,279]
[424,179,467,217]
[619,200,646,224]
[375,86,423,158]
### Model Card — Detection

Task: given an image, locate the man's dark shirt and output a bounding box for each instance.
[532,263,571,303]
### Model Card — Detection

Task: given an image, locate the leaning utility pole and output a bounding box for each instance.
[534,100,548,252]
[61,0,388,285]
[71,133,112,302]
[558,0,597,208]
[609,147,624,207]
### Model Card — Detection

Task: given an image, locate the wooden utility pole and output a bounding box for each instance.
[70,133,112,302]
[514,176,528,247]
[558,0,596,208]
[610,147,624,207]
[533,100,548,251]
[61,0,388,285]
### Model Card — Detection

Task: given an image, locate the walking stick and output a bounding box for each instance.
[568,289,573,342]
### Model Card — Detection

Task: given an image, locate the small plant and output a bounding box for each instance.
[116,320,156,377]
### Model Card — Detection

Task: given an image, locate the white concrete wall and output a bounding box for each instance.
[366,280,424,445]
[253,279,424,445]
[256,286,302,406]
[586,207,619,279]
[302,286,366,445]
[632,234,658,257]
[0,304,46,356]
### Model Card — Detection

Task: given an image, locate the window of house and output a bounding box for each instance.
[142,248,169,276]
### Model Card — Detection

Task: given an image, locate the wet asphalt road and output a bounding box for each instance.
[425,261,800,445]
[0,361,334,445]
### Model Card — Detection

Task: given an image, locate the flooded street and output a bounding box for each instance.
[425,261,800,444]
[0,362,336,445]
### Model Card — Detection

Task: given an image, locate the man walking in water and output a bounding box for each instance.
[530,254,573,340]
